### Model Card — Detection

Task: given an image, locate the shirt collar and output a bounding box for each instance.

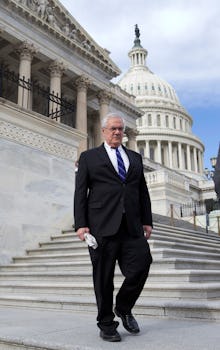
[104,142,123,151]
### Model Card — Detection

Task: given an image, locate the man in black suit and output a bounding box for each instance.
[74,113,153,342]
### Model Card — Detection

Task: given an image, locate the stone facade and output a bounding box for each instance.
[0,0,141,263]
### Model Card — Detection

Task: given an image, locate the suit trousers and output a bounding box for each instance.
[88,215,152,330]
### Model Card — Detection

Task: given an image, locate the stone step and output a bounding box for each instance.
[0,294,219,320]
[39,233,220,254]
[152,230,220,248]
[13,252,90,264]
[0,261,92,272]
[153,248,220,261]
[0,269,220,284]
[26,245,87,256]
[39,240,79,250]
[150,239,220,254]
[154,222,219,240]
[4,256,220,273]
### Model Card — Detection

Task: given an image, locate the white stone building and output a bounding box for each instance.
[0,0,141,263]
[118,26,216,220]
[0,1,217,265]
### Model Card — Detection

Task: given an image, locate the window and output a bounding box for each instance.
[157,114,161,126]
[139,148,145,157]
[148,114,152,126]
[173,117,176,129]
[166,115,169,127]
[150,147,155,161]
[138,117,142,126]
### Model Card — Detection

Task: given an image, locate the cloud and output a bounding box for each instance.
[60,0,220,108]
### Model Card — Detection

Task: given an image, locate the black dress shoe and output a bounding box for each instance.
[114,307,140,333]
[100,329,121,342]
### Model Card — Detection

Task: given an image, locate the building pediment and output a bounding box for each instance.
[4,0,120,78]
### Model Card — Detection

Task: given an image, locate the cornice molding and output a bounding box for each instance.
[4,0,120,77]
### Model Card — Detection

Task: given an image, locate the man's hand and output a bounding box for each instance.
[143,225,152,240]
[76,227,90,241]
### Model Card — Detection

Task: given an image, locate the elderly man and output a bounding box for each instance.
[74,112,153,342]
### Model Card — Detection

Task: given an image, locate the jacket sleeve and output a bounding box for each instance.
[139,156,153,227]
[74,152,89,231]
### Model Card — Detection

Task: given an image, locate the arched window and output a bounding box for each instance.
[138,117,143,127]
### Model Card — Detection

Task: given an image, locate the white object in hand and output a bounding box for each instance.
[84,233,98,249]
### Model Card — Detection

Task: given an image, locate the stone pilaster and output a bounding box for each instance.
[17,41,36,109]
[75,75,91,155]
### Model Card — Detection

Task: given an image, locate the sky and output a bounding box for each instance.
[60,0,220,169]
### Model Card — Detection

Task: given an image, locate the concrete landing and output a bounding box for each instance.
[0,307,219,350]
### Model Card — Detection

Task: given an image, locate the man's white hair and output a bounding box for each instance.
[101,112,126,129]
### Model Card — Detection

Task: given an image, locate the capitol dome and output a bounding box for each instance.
[118,25,204,177]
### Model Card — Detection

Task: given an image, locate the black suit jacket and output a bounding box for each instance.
[74,144,152,238]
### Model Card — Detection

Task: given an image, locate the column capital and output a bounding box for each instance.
[125,127,138,138]
[75,75,91,92]
[97,90,112,105]
[49,60,66,78]
[17,41,36,61]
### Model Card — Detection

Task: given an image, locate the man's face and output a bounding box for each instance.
[102,117,124,148]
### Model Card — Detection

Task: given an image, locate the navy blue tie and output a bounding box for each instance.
[115,148,126,182]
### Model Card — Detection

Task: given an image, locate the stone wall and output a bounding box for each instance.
[0,100,80,264]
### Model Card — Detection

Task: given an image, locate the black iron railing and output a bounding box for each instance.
[0,65,75,127]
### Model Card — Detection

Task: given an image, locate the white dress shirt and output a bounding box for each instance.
[104,142,130,174]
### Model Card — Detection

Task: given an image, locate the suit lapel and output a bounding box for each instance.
[97,144,137,181]
[96,144,120,178]
[123,146,136,179]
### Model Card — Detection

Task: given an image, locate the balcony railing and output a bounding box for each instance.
[0,65,75,128]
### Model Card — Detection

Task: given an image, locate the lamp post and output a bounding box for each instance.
[204,157,217,179]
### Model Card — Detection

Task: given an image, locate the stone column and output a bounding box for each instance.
[187,144,191,171]
[168,141,173,168]
[178,142,183,169]
[145,140,150,158]
[75,75,91,155]
[193,147,198,173]
[157,140,162,163]
[97,90,112,146]
[49,61,65,121]
[125,127,138,151]
[17,41,36,109]
[198,150,203,174]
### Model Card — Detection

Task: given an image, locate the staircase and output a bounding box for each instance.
[0,221,220,321]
